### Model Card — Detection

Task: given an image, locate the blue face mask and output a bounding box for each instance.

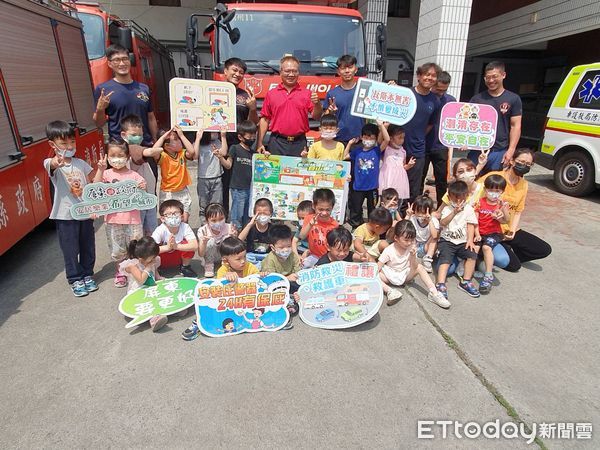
[125,135,143,145]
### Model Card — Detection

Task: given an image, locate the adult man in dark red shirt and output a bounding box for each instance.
[257,56,322,157]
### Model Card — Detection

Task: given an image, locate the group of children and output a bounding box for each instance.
[45,112,511,337]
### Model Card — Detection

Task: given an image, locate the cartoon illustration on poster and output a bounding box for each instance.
[439,102,498,151]
[251,154,350,222]
[118,278,199,328]
[70,180,157,220]
[298,262,384,329]
[194,273,290,337]
[350,78,417,125]
[169,78,237,132]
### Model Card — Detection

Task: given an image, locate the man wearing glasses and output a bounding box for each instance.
[469,61,522,174]
[257,55,323,157]
[93,44,158,148]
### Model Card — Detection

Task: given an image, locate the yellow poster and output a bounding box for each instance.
[169,78,237,132]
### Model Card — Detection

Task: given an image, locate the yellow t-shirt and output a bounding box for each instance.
[478,170,528,233]
[159,149,191,192]
[216,261,259,278]
[307,140,345,161]
[353,223,379,247]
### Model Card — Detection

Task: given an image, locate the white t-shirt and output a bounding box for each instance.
[440,204,478,245]
[152,222,196,245]
[43,158,92,220]
[410,216,440,243]
[379,244,411,272]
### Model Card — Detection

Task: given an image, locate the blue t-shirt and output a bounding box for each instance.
[426,92,456,152]
[403,88,440,159]
[325,85,364,143]
[94,79,154,145]
[350,145,381,191]
[470,89,522,152]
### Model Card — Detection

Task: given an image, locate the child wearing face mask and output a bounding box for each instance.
[378,124,413,202]
[301,114,345,160]
[405,191,440,273]
[379,188,403,223]
[474,175,509,293]
[438,158,484,211]
[344,121,390,227]
[152,125,196,223]
[238,198,274,269]
[151,200,198,277]
[120,114,159,235]
[195,129,227,224]
[94,140,147,288]
[216,120,257,230]
[197,203,237,278]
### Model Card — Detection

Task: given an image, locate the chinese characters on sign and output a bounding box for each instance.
[350,78,417,125]
[439,102,498,151]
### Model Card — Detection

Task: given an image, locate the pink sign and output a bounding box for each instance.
[439,102,498,151]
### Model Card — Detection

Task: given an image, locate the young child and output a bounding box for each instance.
[182,236,260,341]
[195,129,227,223]
[378,220,449,308]
[119,237,168,332]
[436,181,480,299]
[298,188,340,268]
[151,199,198,277]
[292,200,314,257]
[43,121,98,297]
[405,192,440,273]
[378,125,413,201]
[474,174,509,293]
[120,114,158,236]
[216,120,257,229]
[152,125,196,223]
[238,198,273,268]
[353,207,392,261]
[438,158,484,210]
[197,203,236,278]
[379,188,403,224]
[316,226,359,265]
[94,140,146,288]
[261,224,302,315]
[345,121,390,226]
[301,114,345,160]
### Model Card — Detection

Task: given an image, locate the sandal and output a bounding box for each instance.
[114,273,127,288]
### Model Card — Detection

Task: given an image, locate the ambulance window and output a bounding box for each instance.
[79,13,105,60]
[569,70,600,110]
[0,88,19,169]
[0,2,73,142]
[56,23,97,130]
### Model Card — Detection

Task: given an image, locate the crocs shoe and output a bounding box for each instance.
[458,279,480,298]
[83,276,98,292]
[114,273,127,288]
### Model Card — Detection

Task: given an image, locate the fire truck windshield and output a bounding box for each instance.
[218,11,365,74]
[79,12,105,60]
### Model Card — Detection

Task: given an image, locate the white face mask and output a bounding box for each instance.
[165,216,181,228]
[486,191,502,201]
[256,214,271,225]
[275,248,292,259]
[209,220,225,231]
[362,139,376,148]
[108,157,128,169]
[321,131,337,140]
[55,145,76,158]
[458,171,476,183]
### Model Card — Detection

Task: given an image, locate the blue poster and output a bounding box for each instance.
[194,273,290,337]
[350,78,417,126]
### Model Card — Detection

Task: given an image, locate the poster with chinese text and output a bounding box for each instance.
[350,79,417,125]
[439,102,498,150]
[169,78,237,132]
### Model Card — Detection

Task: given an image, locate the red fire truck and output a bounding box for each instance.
[186,2,385,111]
[0,0,104,256]
[75,1,175,126]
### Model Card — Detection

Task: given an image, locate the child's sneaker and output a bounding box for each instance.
[203,263,214,278]
[83,276,98,292]
[479,275,494,294]
[114,272,127,288]
[422,255,433,273]
[182,319,200,341]
[428,290,451,309]
[71,280,88,297]
[458,279,481,298]
[435,283,448,299]
[286,299,299,316]
[149,314,168,332]
[386,288,403,306]
[180,264,198,278]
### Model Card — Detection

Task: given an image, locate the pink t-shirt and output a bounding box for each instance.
[379,244,411,272]
[102,168,145,224]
